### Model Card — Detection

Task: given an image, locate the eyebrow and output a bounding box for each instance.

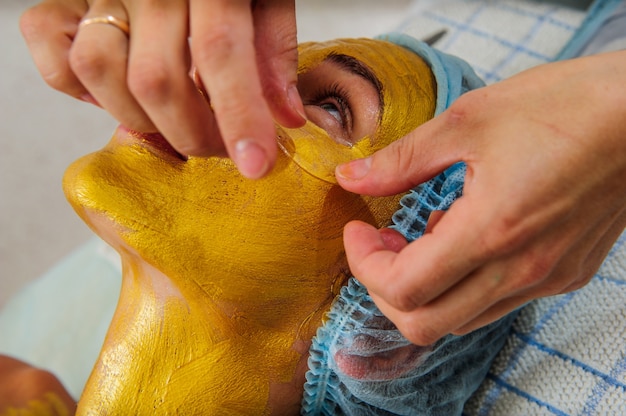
[325,53,384,117]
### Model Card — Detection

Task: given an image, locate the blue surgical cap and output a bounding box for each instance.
[301,34,518,415]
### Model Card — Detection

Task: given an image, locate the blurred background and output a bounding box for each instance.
[0,0,414,308]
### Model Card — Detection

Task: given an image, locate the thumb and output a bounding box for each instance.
[335,110,466,196]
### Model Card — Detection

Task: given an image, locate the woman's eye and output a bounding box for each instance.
[319,102,343,124]
[301,84,353,144]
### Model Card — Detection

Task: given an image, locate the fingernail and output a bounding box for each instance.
[336,157,372,180]
[235,139,270,179]
[288,84,306,121]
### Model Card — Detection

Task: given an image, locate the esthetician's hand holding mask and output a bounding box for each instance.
[21,0,304,179]
[63,38,436,414]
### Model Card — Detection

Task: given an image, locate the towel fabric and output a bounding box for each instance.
[465,233,626,415]
[396,1,626,414]
[397,0,622,84]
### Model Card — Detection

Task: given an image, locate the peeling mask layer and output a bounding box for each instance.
[63,38,436,414]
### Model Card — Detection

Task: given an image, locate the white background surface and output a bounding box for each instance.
[0,0,413,308]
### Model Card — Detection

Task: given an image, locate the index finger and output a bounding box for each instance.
[190,0,277,179]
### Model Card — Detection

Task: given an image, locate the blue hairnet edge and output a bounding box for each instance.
[376,32,485,115]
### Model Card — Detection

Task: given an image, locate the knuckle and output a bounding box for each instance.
[19,6,46,42]
[474,214,532,261]
[215,92,253,118]
[69,44,108,84]
[40,69,73,93]
[385,140,408,166]
[442,89,490,133]
[524,254,556,285]
[508,266,549,294]
[390,285,425,312]
[443,93,475,127]
[561,273,592,293]
[257,25,297,64]
[393,141,418,173]
[503,250,557,294]
[257,33,297,92]
[192,24,239,69]
[399,319,441,346]
[377,139,422,189]
[481,233,510,261]
[523,258,591,298]
[127,58,172,104]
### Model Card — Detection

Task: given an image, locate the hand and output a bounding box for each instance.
[20,0,305,179]
[0,355,76,415]
[336,50,626,345]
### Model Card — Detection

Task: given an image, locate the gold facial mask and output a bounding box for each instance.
[63,38,436,414]
[279,38,436,183]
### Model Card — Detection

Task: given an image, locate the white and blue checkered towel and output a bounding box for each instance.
[398,0,624,83]
[466,231,626,415]
[397,1,626,414]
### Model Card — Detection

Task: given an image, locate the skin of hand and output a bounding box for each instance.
[0,355,77,415]
[336,50,626,346]
[19,0,305,179]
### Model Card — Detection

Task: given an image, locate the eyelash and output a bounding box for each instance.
[310,82,352,132]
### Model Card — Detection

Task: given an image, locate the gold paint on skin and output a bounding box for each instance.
[63,38,436,414]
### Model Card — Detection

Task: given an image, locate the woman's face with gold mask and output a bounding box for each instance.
[64,38,435,415]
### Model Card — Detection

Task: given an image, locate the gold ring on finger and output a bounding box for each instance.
[79,15,130,37]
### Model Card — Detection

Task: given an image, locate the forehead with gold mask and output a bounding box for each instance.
[63,38,436,414]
